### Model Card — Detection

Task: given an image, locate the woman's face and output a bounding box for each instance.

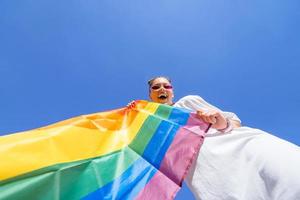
[149,77,174,105]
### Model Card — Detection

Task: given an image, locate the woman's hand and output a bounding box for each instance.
[196,109,228,130]
[126,100,137,109]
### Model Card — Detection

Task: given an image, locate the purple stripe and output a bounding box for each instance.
[158,114,208,185]
[185,113,211,133]
[134,171,180,200]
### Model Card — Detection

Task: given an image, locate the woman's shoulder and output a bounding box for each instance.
[174,95,207,111]
[176,95,205,103]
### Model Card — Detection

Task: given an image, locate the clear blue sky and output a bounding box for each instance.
[1,0,299,199]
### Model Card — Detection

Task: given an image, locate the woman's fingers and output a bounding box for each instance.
[197,110,216,124]
[197,110,217,124]
[196,110,207,122]
[205,112,217,124]
[126,101,136,109]
[197,109,228,130]
[208,115,217,124]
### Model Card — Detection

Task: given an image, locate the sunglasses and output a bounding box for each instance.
[151,84,173,90]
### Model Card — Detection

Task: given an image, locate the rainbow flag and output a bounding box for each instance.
[0,101,209,200]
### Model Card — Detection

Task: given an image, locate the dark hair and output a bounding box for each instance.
[147,76,172,87]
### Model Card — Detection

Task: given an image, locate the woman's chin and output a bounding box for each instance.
[159,99,173,105]
[153,97,172,105]
[157,99,167,104]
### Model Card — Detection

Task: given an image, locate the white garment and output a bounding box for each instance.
[174,95,300,200]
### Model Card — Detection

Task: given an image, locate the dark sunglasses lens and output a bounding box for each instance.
[151,85,160,90]
[164,85,173,89]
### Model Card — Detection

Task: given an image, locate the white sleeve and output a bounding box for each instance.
[174,95,241,123]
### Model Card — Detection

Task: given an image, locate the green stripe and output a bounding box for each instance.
[154,104,173,120]
[129,104,172,155]
[0,147,139,200]
[0,105,174,200]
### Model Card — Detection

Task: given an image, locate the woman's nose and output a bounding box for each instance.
[158,87,165,91]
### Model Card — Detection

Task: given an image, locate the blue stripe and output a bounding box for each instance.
[82,158,156,200]
[167,107,190,125]
[142,108,190,169]
[173,106,194,115]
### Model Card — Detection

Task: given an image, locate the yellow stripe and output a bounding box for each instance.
[0,101,159,181]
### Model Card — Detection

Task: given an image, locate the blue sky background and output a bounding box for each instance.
[1,0,299,199]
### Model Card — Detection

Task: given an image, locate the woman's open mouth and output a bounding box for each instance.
[158,93,168,100]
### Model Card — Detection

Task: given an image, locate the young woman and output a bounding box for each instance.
[147,76,241,133]
[131,76,300,200]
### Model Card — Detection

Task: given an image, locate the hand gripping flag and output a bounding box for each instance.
[0,101,209,200]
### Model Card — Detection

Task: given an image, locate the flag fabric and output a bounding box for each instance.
[0,100,209,200]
